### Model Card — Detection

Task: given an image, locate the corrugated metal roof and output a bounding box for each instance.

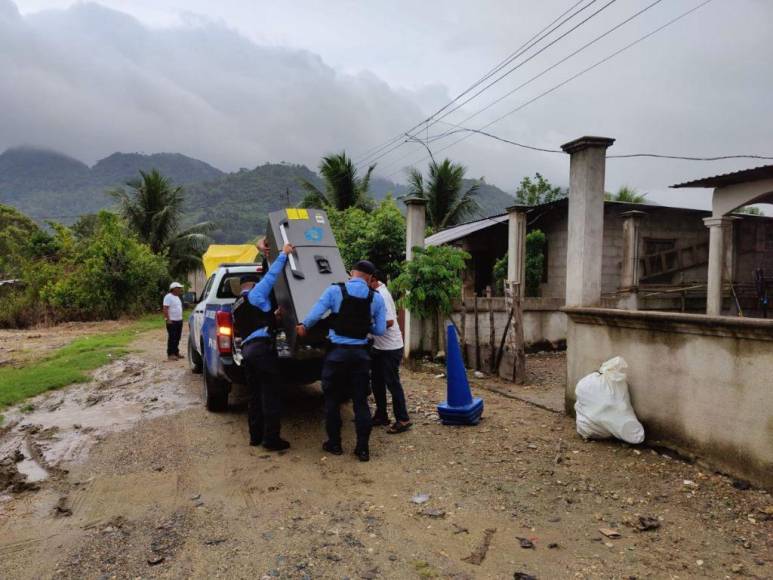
[671,164,773,189]
[425,214,507,246]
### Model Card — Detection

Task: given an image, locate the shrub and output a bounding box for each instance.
[492,229,546,298]
[328,197,406,281]
[41,212,169,320]
[391,245,469,355]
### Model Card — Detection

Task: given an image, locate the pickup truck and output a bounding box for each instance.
[187,260,325,412]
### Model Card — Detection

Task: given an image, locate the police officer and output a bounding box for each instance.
[296,260,386,461]
[233,240,294,451]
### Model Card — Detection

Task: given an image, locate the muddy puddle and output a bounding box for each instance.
[0,356,197,492]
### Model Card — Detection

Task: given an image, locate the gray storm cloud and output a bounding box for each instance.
[2,0,773,209]
[0,0,429,171]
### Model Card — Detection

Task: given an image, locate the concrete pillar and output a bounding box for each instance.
[619,210,646,310]
[561,136,615,307]
[506,205,527,298]
[704,216,734,316]
[403,197,427,358]
[405,197,427,261]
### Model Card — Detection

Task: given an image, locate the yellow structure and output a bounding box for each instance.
[202,244,258,278]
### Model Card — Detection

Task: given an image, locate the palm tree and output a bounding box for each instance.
[300,152,375,210]
[111,169,212,278]
[407,159,480,231]
[605,186,647,203]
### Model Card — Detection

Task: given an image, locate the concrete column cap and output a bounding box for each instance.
[403,197,427,206]
[703,215,738,227]
[620,210,647,219]
[505,204,530,214]
[561,135,615,154]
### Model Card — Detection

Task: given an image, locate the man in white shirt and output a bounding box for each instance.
[163,282,184,361]
[369,270,411,433]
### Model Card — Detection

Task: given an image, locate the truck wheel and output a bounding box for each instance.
[202,354,228,412]
[188,335,203,374]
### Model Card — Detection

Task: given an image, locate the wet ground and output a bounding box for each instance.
[0,323,771,579]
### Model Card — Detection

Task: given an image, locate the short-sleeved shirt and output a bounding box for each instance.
[163,293,183,322]
[372,283,404,351]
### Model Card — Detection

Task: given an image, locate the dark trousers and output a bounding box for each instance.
[371,348,409,423]
[321,346,372,449]
[166,320,183,356]
[242,340,282,443]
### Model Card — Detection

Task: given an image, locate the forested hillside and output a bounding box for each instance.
[0,147,515,242]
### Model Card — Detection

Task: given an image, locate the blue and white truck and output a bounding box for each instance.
[188,208,348,411]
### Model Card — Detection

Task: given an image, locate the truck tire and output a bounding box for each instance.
[202,353,228,412]
[188,335,203,374]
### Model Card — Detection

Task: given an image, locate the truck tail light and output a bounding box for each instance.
[215,311,233,354]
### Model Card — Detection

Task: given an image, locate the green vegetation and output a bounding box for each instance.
[605,185,647,203]
[328,197,406,281]
[300,152,375,211]
[112,169,212,278]
[0,314,163,411]
[492,229,547,297]
[407,159,480,232]
[0,206,170,328]
[392,245,470,355]
[514,172,565,205]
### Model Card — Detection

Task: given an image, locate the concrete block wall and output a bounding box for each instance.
[565,308,773,488]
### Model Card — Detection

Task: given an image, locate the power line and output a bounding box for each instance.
[420,124,773,162]
[352,0,598,167]
[425,0,666,143]
[400,0,622,143]
[381,0,716,180]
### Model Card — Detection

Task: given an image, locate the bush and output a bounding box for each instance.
[328,197,406,281]
[41,212,169,320]
[391,245,469,355]
[492,229,546,297]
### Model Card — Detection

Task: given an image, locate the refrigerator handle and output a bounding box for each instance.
[279,220,305,279]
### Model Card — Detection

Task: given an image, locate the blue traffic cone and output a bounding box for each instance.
[437,323,484,425]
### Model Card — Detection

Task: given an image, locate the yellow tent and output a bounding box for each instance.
[202,244,258,278]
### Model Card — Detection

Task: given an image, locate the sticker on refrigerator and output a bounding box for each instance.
[304,226,324,242]
[286,208,309,220]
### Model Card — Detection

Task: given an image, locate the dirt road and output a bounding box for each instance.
[0,325,771,579]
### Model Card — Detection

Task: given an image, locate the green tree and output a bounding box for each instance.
[391,245,470,356]
[42,212,169,320]
[514,173,564,205]
[111,169,212,278]
[0,204,41,277]
[605,186,646,203]
[407,159,480,231]
[300,152,375,211]
[328,197,406,281]
[492,229,547,298]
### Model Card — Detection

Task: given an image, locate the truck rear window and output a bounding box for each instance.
[217,271,263,299]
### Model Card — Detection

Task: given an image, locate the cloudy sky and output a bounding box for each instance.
[3,0,773,208]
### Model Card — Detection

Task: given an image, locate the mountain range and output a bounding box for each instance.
[0,147,516,242]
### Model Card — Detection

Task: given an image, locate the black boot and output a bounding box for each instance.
[354,444,370,462]
[263,437,290,451]
[323,441,343,455]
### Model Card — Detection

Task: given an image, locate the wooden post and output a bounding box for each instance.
[460,291,468,367]
[473,294,481,371]
[505,281,526,384]
[486,286,495,373]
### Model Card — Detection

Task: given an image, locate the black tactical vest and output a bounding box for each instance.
[329,283,374,340]
[232,294,275,339]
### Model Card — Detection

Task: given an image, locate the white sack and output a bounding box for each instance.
[574,356,645,444]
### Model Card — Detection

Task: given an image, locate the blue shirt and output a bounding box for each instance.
[303,278,386,345]
[241,253,287,343]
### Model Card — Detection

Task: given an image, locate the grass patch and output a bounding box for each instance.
[0,313,167,411]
